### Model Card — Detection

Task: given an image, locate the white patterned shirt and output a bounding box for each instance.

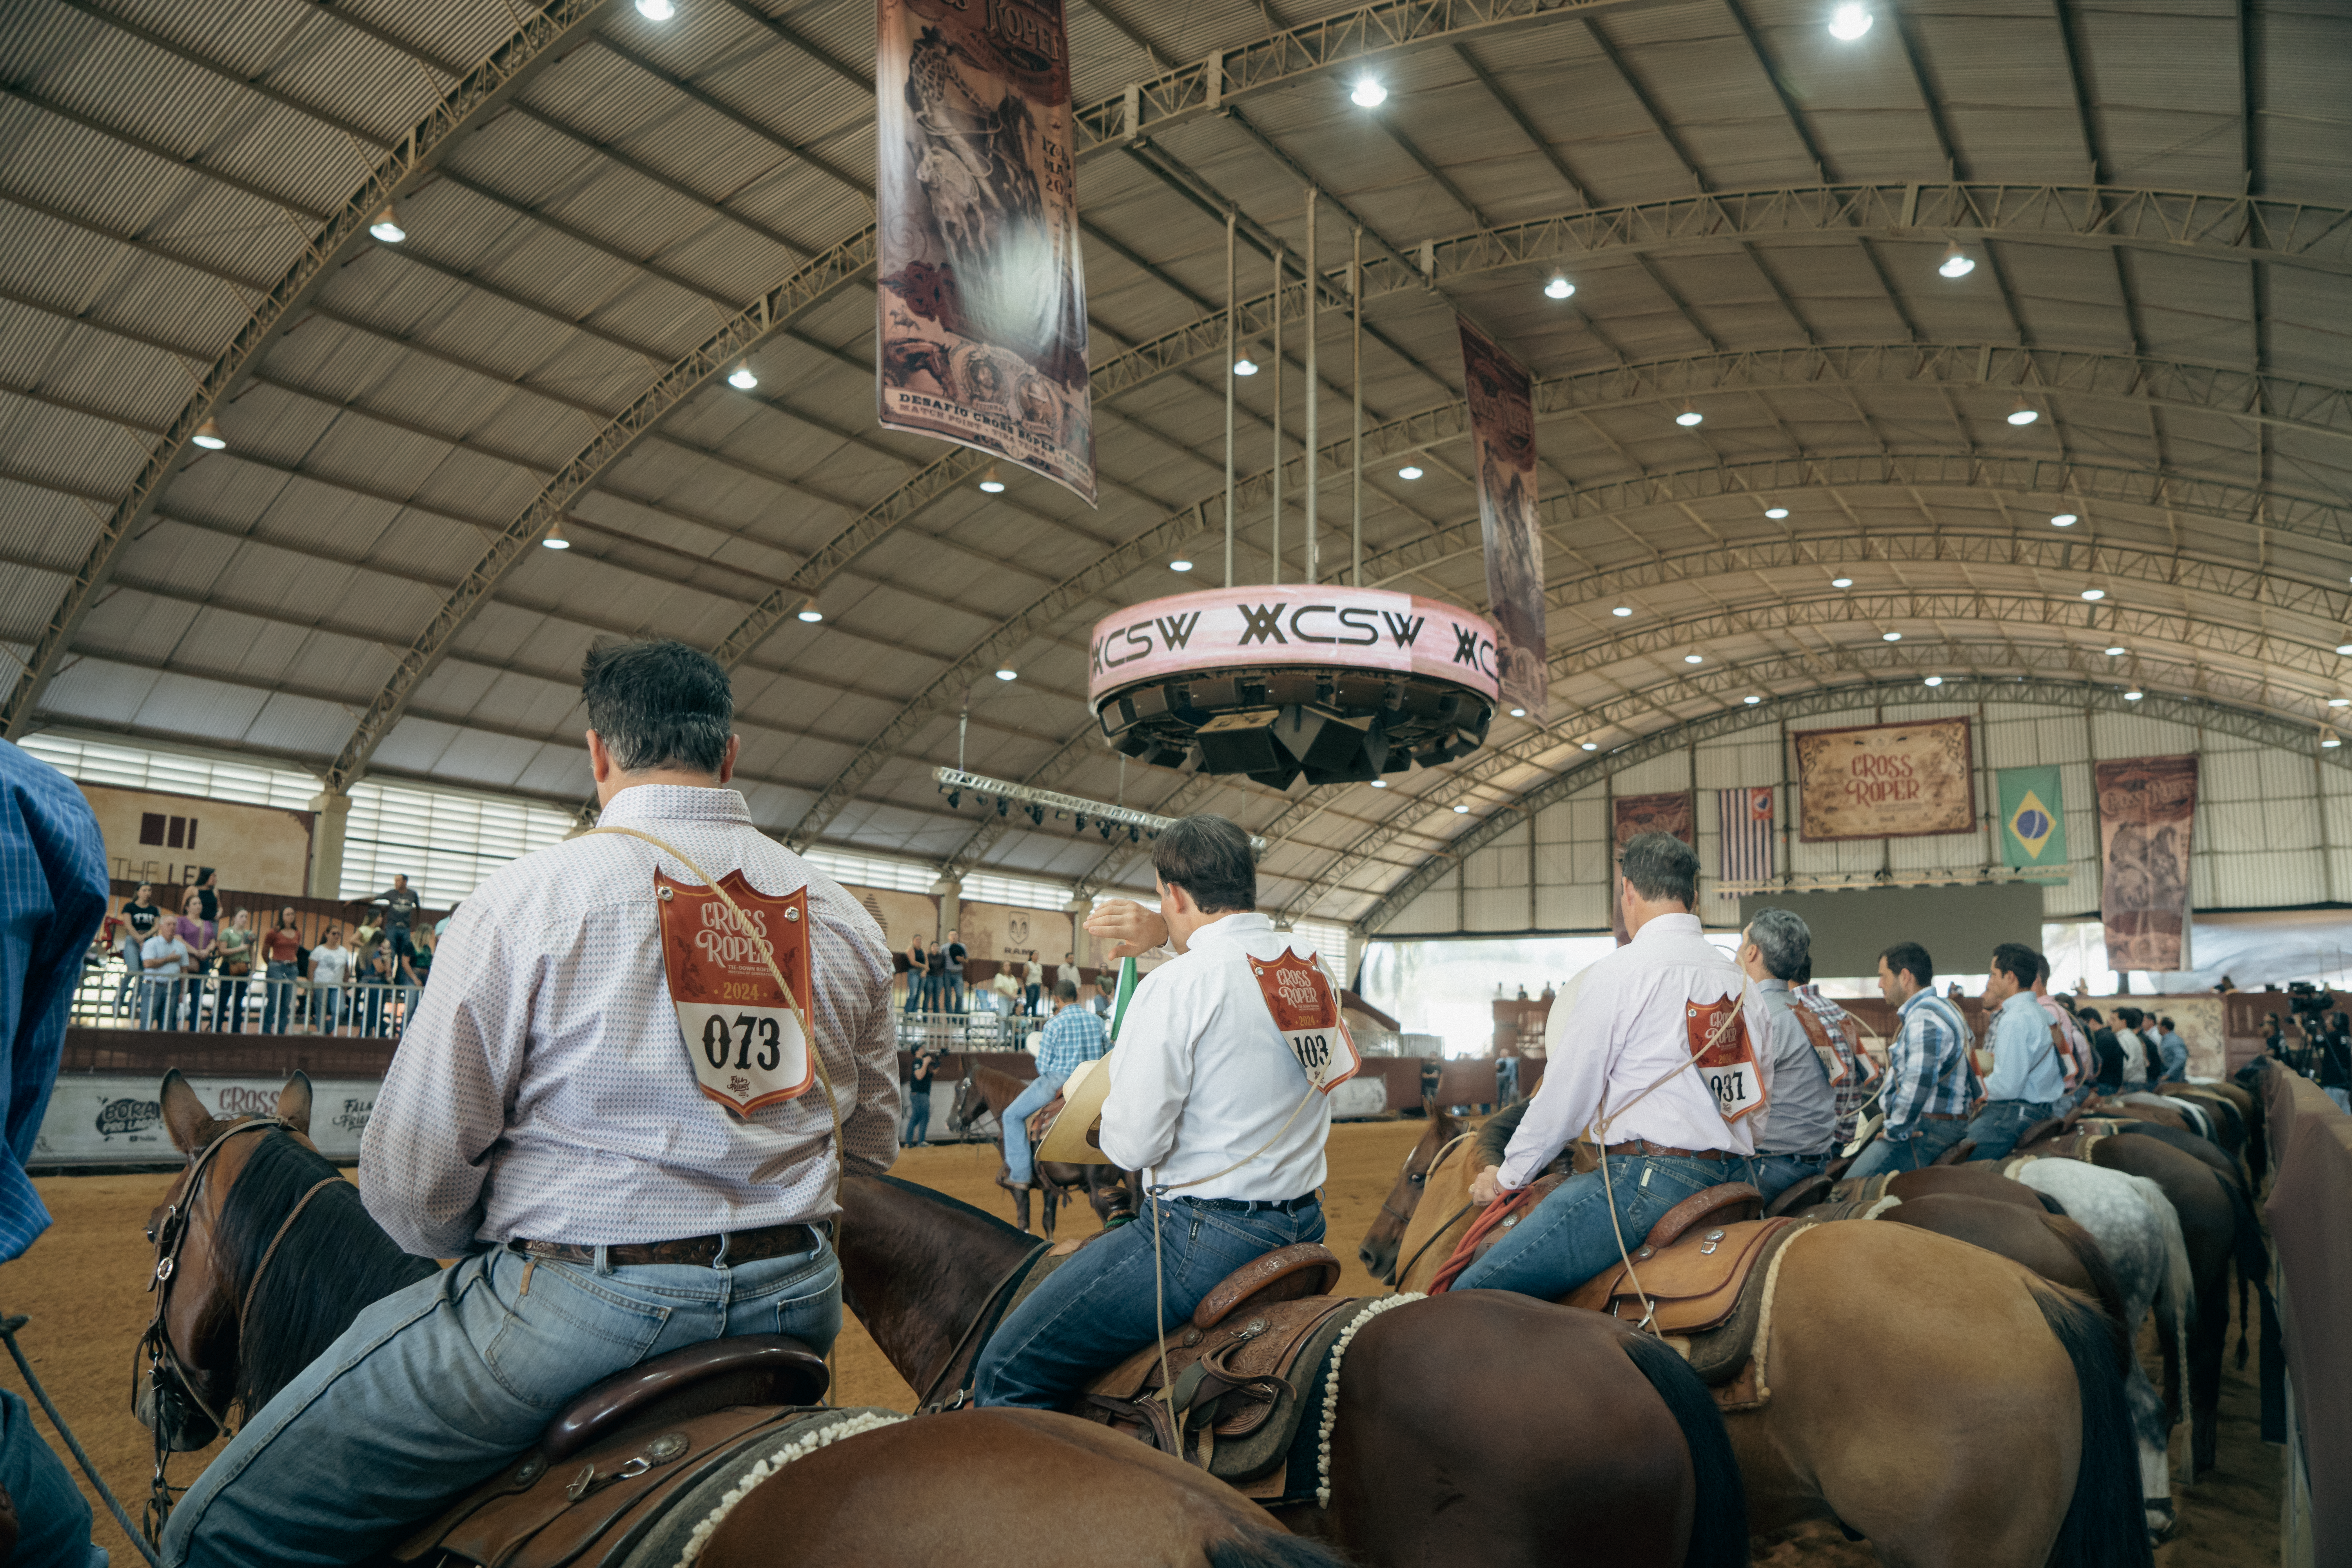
[360,785,899,1255]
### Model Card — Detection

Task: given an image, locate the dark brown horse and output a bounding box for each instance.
[136,1071,1338,1568]
[834,1171,1750,1568]
[1373,1115,2154,1568]
[950,1063,1134,1239]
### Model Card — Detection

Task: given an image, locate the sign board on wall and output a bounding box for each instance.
[1793,719,1975,841]
[837,884,941,953]
[31,1075,378,1169]
[78,783,314,894]
[955,900,1074,965]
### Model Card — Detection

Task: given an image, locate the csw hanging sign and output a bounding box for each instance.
[1793,718,1975,842]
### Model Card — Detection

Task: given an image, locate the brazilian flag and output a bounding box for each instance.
[1997,766,2069,882]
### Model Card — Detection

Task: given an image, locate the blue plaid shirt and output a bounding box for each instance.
[1036,1003,1109,1085]
[0,740,110,1262]
[1883,989,1978,1140]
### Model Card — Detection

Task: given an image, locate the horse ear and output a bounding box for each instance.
[276,1071,314,1135]
[160,1070,213,1154]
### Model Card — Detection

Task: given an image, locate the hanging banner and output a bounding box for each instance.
[1457,316,1545,719]
[875,0,1093,502]
[1717,786,1775,889]
[2096,755,2198,971]
[1611,790,1696,945]
[1996,765,2070,882]
[1794,719,1975,841]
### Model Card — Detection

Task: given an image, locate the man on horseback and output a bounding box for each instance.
[1844,940,1976,1178]
[1452,832,1770,1299]
[971,814,1330,1408]
[161,641,900,1568]
[1000,975,1107,1203]
[1964,942,2069,1161]
[1735,908,1840,1202]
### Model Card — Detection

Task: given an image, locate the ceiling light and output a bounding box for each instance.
[2326,733,2343,750]
[1683,653,1704,664]
[1675,405,1703,427]
[2007,400,2040,426]
[2051,512,2078,527]
[1828,2,1873,40]
[1397,464,1423,480]
[368,204,406,243]
[994,666,1018,681]
[635,0,674,17]
[1371,778,1388,788]
[978,463,1005,494]
[728,363,759,390]
[1352,76,1387,108]
[1544,272,1575,300]
[1452,802,1471,813]
[1169,559,1194,573]
[1509,706,1527,717]
[2332,698,2352,709]
[797,607,824,623]
[1744,695,1762,705]
[1765,506,1789,519]
[2105,645,2125,656]
[1580,740,1599,750]
[1612,605,1633,617]
[1831,576,1853,588]
[542,521,570,550]
[2338,643,2352,655]
[2081,588,2105,601]
[1882,631,1902,641]
[2124,690,2144,701]
[190,418,226,450]
[1924,675,1944,687]
[1937,245,1974,279]
[1234,350,1259,376]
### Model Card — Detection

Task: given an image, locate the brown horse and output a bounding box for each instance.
[136,1071,1337,1568]
[1372,1115,2153,1568]
[950,1063,1135,1239]
[833,1170,1750,1568]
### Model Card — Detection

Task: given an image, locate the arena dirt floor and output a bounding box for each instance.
[6,1117,2281,1564]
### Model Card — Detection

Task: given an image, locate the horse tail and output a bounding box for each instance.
[1619,1330,1751,1568]
[2032,1284,2158,1568]
[1205,1530,1353,1568]
[2214,1171,2271,1371]
[2132,1173,2194,1427]
[2041,1214,2133,1368]
[2033,1187,2069,1217]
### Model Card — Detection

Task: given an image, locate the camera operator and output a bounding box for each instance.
[2321,1011,2351,1112]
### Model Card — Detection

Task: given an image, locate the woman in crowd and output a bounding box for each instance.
[394,929,433,1032]
[214,909,255,1032]
[115,881,161,1016]
[357,940,394,1035]
[310,924,352,1036]
[174,886,216,1029]
[262,906,304,1034]
[904,935,929,1014]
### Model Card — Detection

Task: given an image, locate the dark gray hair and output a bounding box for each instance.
[1054,976,1078,1002]
[581,640,734,775]
[1617,831,1698,908]
[1152,813,1256,913]
[1745,908,1810,981]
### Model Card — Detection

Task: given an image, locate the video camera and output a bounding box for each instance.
[2285,981,2335,1024]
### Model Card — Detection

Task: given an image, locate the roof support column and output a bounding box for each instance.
[307,788,351,900]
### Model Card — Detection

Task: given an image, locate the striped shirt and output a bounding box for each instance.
[1795,984,1876,1140]
[1882,989,1978,1140]
[1035,1003,1108,1085]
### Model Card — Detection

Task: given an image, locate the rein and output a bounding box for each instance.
[1387,1130,1479,1292]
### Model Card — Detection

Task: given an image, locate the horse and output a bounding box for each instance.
[1373,1116,2153,1568]
[832,1170,1749,1568]
[949,1064,1135,1240]
[136,1070,1339,1568]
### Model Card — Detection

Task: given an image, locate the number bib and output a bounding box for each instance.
[655,869,814,1116]
[1687,995,1768,1123]
[1246,948,1362,1093]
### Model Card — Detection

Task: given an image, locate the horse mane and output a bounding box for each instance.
[870,1172,1028,1243]
[1471,1100,1530,1170]
[216,1131,437,1417]
[969,1064,1031,1109]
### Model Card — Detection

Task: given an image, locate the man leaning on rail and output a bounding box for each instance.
[1452,832,1772,1300]
[162,641,901,1568]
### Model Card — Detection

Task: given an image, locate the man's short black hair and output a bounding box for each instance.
[1880,941,1934,988]
[582,640,734,774]
[1991,942,2038,988]
[2161,1016,2176,1030]
[1152,814,1255,913]
[2079,1006,2104,1025]
[1618,832,1698,908]
[2034,949,2052,984]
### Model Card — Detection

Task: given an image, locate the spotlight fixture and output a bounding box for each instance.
[191,418,226,451]
[1580,740,1599,750]
[636,0,674,17]
[1831,576,1854,588]
[797,607,824,623]
[728,363,759,390]
[1509,706,1527,717]
[2051,512,2078,527]
[1924,675,1944,687]
[1028,804,1045,826]
[1370,778,1388,788]
[1675,405,1704,427]
[1765,506,1789,519]
[994,666,1018,681]
[1612,605,1633,617]
[1073,814,1086,832]
[1170,559,1194,573]
[1744,695,1763,705]
[1828,2,1873,40]
[1937,245,1974,279]
[1882,631,1902,641]
[2338,643,2352,655]
[2332,699,2351,709]
[2007,400,2040,426]
[947,789,961,808]
[2105,646,2125,656]
[2081,588,2105,601]
[2327,730,2344,750]
[1351,76,1388,107]
[1453,802,1470,814]
[368,204,406,243]
[1233,349,1260,376]
[1397,465,1423,480]
[978,463,1006,493]
[1683,653,1704,664]
[2123,690,2144,701]
[996,797,1009,816]
[1544,272,1575,300]
[542,521,570,550]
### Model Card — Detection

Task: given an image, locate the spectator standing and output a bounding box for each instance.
[1055,950,1079,996]
[177,886,216,1028]
[401,929,434,1028]
[1084,976,1111,1018]
[116,880,162,1015]
[2080,1008,2126,1092]
[944,929,967,1013]
[357,942,393,1036]
[923,940,947,1013]
[192,866,220,923]
[352,909,384,967]
[1022,952,1043,1018]
[361,874,424,967]
[215,908,255,1032]
[310,925,354,1035]
[1002,976,1107,1201]
[1845,941,1976,1178]
[903,936,927,1014]
[905,1040,942,1147]
[263,906,303,1034]
[141,916,194,1029]
[2156,1015,2189,1084]
[1964,944,2067,1161]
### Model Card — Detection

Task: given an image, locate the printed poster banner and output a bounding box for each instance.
[1458,316,1545,719]
[1997,765,2070,882]
[1794,719,1975,842]
[1612,790,1696,945]
[876,0,1093,501]
[32,1075,379,1169]
[2096,755,2198,971]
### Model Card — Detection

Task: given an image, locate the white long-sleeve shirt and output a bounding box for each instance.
[1098,911,1330,1201]
[1496,912,1769,1189]
[359,785,899,1256]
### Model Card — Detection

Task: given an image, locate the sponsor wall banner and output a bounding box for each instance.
[839,884,942,953]
[2096,754,2198,971]
[1997,764,2070,881]
[1611,790,1696,945]
[1458,316,1546,719]
[1086,585,1503,706]
[33,1075,378,1168]
[875,0,1093,502]
[80,783,314,898]
[1794,719,1975,841]
[955,900,1074,968]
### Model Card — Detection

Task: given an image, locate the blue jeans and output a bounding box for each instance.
[1001,1074,1062,1186]
[161,1236,841,1568]
[1844,1116,1970,1180]
[1,1387,107,1566]
[905,1086,931,1147]
[261,964,298,1034]
[1452,1155,1726,1299]
[1744,1149,1833,1203]
[974,1196,1325,1408]
[1964,1099,2058,1162]
[142,976,182,1029]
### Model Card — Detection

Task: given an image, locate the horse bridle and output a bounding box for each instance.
[1379,1129,1477,1287]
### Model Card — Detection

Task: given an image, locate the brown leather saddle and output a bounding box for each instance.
[1025,1094,1064,1146]
[394,1336,832,1568]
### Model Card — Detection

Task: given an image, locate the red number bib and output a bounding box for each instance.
[1687,995,1767,1123]
[1247,949,1362,1094]
[655,869,814,1116]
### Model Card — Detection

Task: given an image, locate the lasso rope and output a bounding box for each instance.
[674,1410,907,1565]
[1314,1294,1424,1508]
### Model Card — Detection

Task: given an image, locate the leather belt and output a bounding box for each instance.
[515,1221,821,1268]
[1919,1111,1968,1122]
[1170,1193,1320,1214]
[1603,1139,1734,1162]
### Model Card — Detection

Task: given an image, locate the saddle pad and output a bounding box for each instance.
[1559,1217,1796,1337]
